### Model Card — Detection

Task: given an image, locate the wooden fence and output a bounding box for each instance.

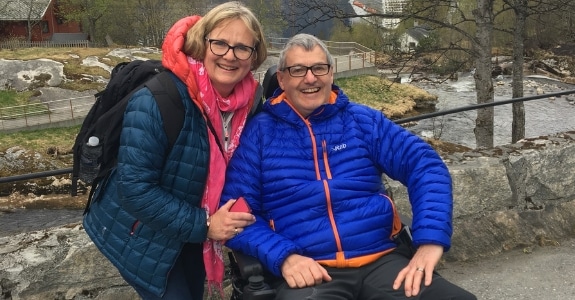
[0,40,90,49]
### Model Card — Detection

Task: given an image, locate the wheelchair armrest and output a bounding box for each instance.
[231,250,265,279]
[229,250,276,300]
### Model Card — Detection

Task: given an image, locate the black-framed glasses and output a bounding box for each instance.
[282,64,331,77]
[206,38,255,60]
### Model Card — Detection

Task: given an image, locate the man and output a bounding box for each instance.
[221,33,476,300]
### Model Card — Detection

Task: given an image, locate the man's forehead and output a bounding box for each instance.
[285,45,327,64]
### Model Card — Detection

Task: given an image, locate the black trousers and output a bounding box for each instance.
[122,243,206,300]
[273,252,476,300]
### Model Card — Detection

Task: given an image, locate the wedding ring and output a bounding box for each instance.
[234,228,239,235]
[416,267,424,272]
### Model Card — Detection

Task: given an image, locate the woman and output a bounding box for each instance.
[83,2,267,299]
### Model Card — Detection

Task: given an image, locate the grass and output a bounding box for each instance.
[0,90,49,120]
[0,126,80,153]
[335,75,437,119]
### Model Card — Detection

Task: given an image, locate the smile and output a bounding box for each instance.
[218,63,238,71]
[302,87,320,93]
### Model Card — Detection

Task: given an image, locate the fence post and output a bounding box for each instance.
[69,98,74,120]
[47,101,52,124]
[348,55,352,71]
[334,57,338,73]
[24,104,28,128]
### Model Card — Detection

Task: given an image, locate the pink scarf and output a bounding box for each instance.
[187,56,256,295]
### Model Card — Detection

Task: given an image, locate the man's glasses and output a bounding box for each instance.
[206,38,255,60]
[282,64,331,77]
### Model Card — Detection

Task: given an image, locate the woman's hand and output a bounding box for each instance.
[207,200,256,241]
[393,244,444,297]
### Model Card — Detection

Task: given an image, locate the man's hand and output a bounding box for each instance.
[393,244,444,297]
[281,254,332,288]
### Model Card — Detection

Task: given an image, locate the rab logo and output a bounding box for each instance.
[332,143,347,152]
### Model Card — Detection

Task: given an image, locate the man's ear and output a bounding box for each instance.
[276,71,285,90]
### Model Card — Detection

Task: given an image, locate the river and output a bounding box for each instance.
[408,73,575,148]
[1,74,575,236]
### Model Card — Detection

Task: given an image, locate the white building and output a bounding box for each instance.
[381,0,408,28]
[349,0,409,29]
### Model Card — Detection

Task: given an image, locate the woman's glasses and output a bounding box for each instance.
[206,38,255,60]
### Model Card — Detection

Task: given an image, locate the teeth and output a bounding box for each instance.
[219,64,236,71]
[302,88,319,93]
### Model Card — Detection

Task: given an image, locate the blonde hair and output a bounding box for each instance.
[184,1,267,70]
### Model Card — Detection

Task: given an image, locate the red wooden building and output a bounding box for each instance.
[0,0,86,42]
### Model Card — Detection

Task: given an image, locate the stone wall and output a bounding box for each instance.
[388,131,575,261]
[1,131,575,299]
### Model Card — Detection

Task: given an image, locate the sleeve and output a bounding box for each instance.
[372,112,453,251]
[116,88,208,243]
[221,120,302,276]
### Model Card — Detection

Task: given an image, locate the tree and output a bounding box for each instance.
[24,0,46,42]
[244,0,286,38]
[59,0,112,44]
[472,0,495,148]
[498,0,575,143]
[132,0,173,47]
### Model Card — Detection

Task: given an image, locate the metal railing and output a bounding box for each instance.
[2,89,575,188]
[0,96,94,133]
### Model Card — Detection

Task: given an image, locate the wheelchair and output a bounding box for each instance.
[227,216,415,300]
[228,67,416,299]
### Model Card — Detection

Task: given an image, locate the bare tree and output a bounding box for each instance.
[498,0,575,143]
[132,0,173,47]
[244,0,286,37]
[24,0,46,42]
[468,0,495,148]
[283,0,570,148]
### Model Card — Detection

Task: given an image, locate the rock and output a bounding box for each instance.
[0,59,65,91]
[0,224,138,300]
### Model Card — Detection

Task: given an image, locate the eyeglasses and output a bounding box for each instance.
[282,64,331,77]
[206,38,255,60]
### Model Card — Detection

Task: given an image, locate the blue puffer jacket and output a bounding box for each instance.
[83,74,209,296]
[222,85,453,277]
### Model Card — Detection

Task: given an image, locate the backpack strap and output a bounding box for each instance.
[145,72,184,150]
[146,75,263,156]
[250,84,264,119]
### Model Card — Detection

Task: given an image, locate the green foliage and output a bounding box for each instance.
[335,75,393,106]
[416,32,440,53]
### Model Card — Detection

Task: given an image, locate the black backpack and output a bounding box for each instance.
[72,59,265,214]
[71,60,186,213]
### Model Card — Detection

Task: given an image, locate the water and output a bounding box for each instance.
[408,74,575,148]
[0,208,83,237]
